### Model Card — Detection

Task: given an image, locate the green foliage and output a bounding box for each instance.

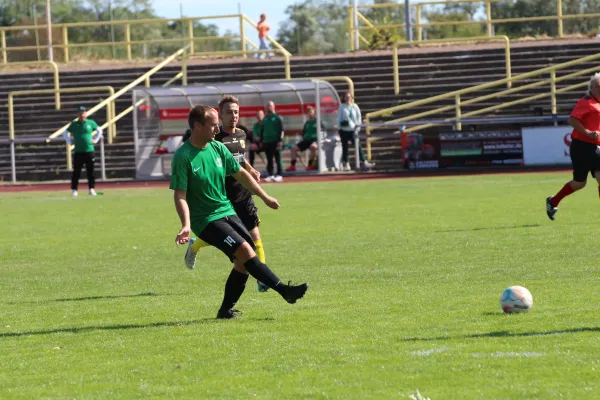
[276,0,348,55]
[0,0,236,62]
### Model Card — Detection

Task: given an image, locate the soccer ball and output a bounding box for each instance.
[500,286,533,313]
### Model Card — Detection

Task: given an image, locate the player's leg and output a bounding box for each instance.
[339,130,351,171]
[308,141,318,170]
[200,216,308,318]
[547,139,590,220]
[71,152,84,196]
[233,197,268,292]
[183,236,210,269]
[274,148,283,180]
[84,152,97,196]
[264,143,275,181]
[285,145,300,172]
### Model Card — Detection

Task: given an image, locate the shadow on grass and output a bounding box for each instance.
[7,292,168,305]
[402,327,600,342]
[436,224,542,233]
[0,318,218,338]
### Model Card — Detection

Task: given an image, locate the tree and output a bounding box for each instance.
[276,0,348,55]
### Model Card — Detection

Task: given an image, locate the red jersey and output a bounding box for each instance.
[570,95,600,145]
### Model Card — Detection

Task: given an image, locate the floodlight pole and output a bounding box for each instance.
[46,0,53,61]
[405,0,413,43]
[352,0,359,51]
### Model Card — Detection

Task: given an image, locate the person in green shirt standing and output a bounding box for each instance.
[286,106,324,172]
[63,106,102,196]
[170,105,308,319]
[248,109,264,168]
[260,101,284,182]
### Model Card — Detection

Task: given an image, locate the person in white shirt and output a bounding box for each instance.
[337,92,372,171]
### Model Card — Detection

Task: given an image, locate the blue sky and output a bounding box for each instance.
[151,0,293,35]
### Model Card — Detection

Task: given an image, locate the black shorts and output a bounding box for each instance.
[232,196,261,231]
[198,215,255,261]
[297,138,317,151]
[570,138,600,182]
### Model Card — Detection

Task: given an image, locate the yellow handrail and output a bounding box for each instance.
[350,0,597,50]
[404,65,600,133]
[392,35,511,95]
[1,61,61,108]
[9,86,115,170]
[46,46,189,150]
[0,13,291,64]
[242,14,292,57]
[367,51,600,123]
[364,52,600,159]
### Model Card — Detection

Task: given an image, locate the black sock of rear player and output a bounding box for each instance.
[244,257,285,295]
[219,269,249,312]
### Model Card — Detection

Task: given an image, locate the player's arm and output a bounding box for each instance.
[244,162,260,182]
[232,168,279,209]
[62,123,73,145]
[173,189,191,244]
[91,122,103,144]
[170,152,191,244]
[568,116,598,139]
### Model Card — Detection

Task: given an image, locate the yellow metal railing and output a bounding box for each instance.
[9,86,115,171]
[392,35,511,94]
[350,0,599,51]
[0,14,290,64]
[364,52,600,159]
[46,46,189,169]
[2,61,61,108]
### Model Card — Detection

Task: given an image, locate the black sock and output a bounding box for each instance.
[219,269,249,312]
[244,257,285,295]
[291,159,297,166]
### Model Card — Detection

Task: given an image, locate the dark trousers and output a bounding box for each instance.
[339,129,366,163]
[249,149,262,167]
[263,142,282,176]
[71,152,95,190]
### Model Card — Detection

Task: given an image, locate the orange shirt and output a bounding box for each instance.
[570,95,600,145]
[257,21,270,38]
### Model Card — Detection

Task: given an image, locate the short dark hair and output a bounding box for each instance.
[218,95,239,112]
[188,105,214,130]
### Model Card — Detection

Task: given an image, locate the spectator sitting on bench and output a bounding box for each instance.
[286,106,323,172]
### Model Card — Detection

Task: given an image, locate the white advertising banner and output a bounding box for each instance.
[522,126,572,166]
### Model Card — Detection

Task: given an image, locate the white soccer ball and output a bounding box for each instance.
[500,286,533,313]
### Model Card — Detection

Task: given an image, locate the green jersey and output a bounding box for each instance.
[261,113,284,143]
[67,119,99,153]
[302,119,322,140]
[169,140,241,234]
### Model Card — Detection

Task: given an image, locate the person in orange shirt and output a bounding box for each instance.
[257,13,271,59]
[546,73,600,220]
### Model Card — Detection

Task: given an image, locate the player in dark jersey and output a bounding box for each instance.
[183,96,270,293]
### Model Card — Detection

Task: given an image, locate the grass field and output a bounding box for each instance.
[1,172,599,399]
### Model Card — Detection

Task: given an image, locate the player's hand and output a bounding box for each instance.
[175,226,191,245]
[276,142,282,150]
[592,131,600,140]
[262,195,280,210]
[250,168,261,182]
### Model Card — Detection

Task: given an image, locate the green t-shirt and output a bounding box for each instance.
[169,140,241,235]
[68,119,99,153]
[261,113,283,143]
[252,122,262,141]
[303,119,319,140]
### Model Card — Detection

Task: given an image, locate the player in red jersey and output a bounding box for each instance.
[547,73,600,220]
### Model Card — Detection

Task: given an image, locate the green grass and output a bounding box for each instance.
[1,172,600,399]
